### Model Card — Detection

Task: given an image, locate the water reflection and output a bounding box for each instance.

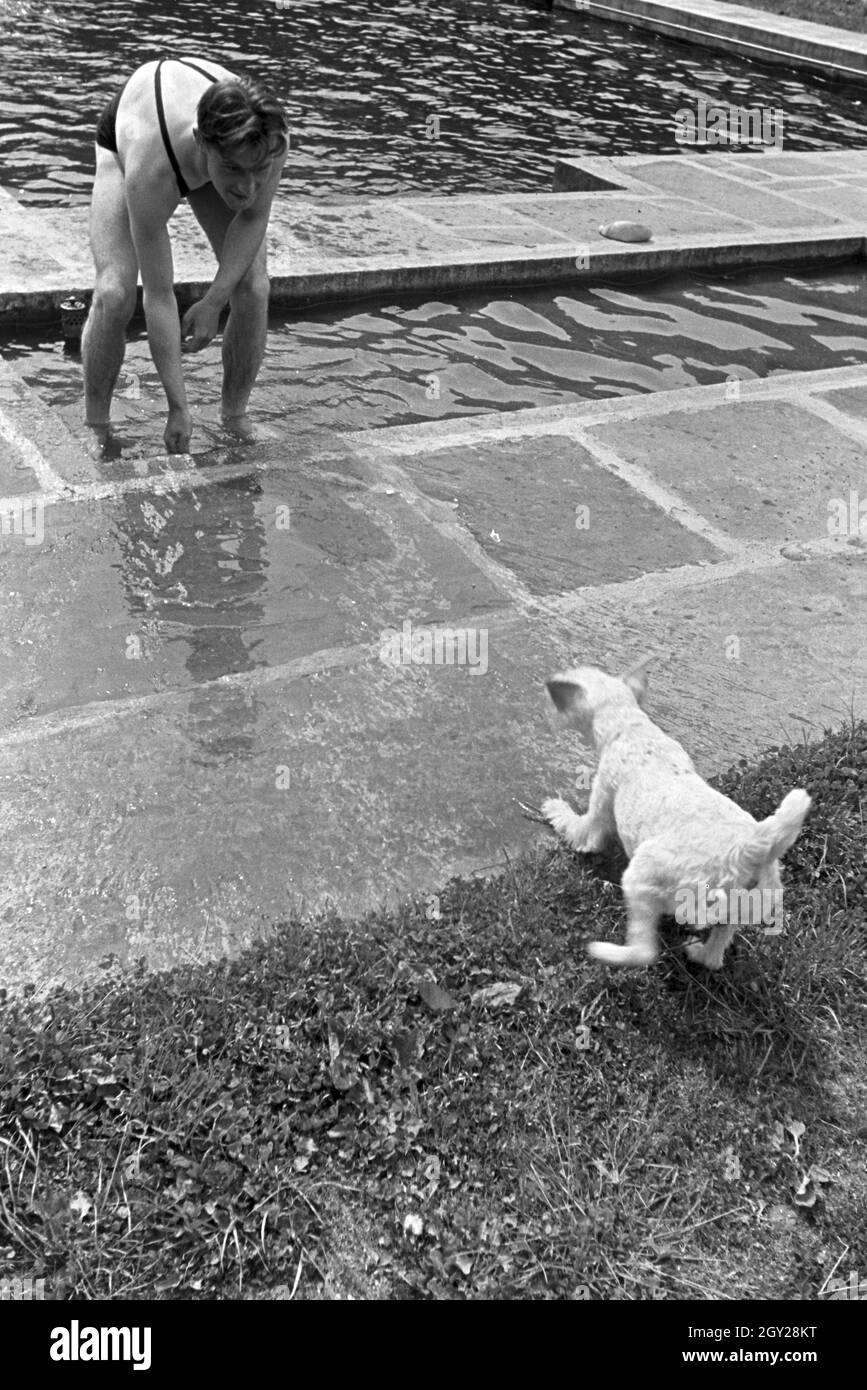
[111,472,267,759]
[257,262,867,429]
[8,262,867,436]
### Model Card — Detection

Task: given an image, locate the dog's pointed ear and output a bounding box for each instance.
[546,677,583,713]
[623,669,648,705]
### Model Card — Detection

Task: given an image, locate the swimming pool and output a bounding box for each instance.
[3,0,867,207]
[5,259,867,443]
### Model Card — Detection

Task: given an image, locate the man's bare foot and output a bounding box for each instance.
[85,422,123,462]
[220,414,275,444]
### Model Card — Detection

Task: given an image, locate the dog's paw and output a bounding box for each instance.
[684,939,706,964]
[541,796,576,836]
[684,940,724,970]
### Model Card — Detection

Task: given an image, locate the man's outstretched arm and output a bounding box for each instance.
[181,155,285,351]
[126,178,192,453]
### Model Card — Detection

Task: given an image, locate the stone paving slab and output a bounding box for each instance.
[0,444,514,727]
[0,613,583,988]
[1,150,866,323]
[772,184,867,225]
[555,0,867,83]
[0,434,42,496]
[817,382,867,421]
[626,159,867,230]
[371,431,722,594]
[590,398,867,545]
[559,545,867,739]
[485,191,759,238]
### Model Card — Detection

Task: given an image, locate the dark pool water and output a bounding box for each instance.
[5,260,867,444]
[2,0,867,207]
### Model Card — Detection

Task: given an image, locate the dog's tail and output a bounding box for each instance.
[742,789,811,870]
[588,939,658,968]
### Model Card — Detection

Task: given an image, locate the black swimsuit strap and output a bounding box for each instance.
[154,59,188,196]
[154,57,221,198]
[177,57,221,83]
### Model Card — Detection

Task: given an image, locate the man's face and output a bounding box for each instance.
[201,138,284,211]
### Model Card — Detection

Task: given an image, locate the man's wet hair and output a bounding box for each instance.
[197,77,288,158]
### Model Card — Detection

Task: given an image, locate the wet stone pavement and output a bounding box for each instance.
[2,352,866,991]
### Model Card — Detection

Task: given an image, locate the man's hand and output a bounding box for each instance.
[181,296,224,353]
[164,405,192,454]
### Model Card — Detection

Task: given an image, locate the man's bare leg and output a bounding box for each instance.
[81,147,139,451]
[187,183,270,441]
[220,258,269,440]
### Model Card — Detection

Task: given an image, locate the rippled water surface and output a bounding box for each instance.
[2,0,867,206]
[6,261,867,440]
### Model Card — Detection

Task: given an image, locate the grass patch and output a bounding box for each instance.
[0,724,865,1300]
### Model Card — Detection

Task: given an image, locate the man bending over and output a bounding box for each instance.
[83,57,288,454]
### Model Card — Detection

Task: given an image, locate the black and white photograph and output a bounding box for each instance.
[0,0,864,1335]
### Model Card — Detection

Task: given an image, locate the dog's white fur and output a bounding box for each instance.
[542,666,811,970]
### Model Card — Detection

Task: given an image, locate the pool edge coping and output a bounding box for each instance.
[554,0,867,85]
[1,226,865,324]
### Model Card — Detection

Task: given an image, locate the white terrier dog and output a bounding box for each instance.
[542,666,811,970]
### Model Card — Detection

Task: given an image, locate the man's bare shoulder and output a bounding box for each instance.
[115,62,162,162]
[115,57,234,143]
[114,57,238,212]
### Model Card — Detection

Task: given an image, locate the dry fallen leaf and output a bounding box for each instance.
[794,1166,832,1208]
[416,980,459,1012]
[470,981,524,1009]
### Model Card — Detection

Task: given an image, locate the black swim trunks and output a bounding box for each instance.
[94,58,220,197]
[95,85,125,154]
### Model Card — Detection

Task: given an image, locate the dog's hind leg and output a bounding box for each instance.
[588,850,661,967]
[542,778,614,854]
